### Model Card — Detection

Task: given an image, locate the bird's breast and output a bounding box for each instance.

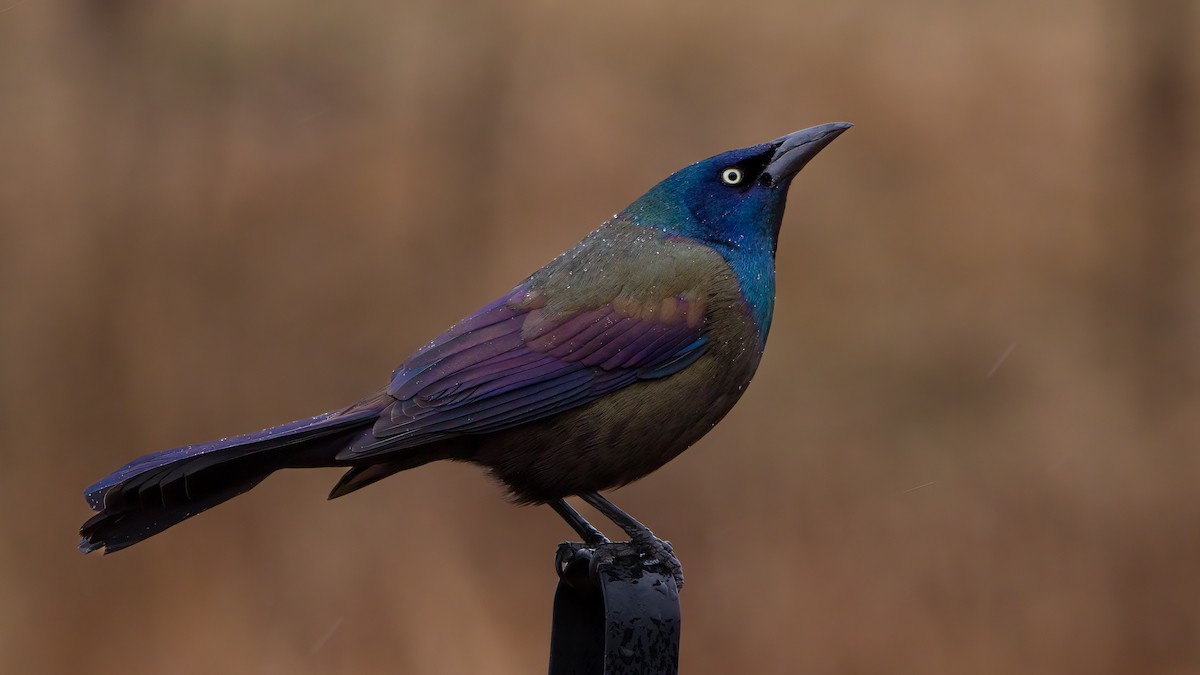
[474,261,765,503]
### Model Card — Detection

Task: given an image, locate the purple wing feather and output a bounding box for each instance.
[338,286,710,459]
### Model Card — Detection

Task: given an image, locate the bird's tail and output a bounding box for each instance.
[79,403,385,554]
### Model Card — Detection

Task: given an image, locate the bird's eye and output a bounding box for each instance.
[720,168,744,185]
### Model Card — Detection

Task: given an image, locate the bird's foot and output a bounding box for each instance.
[555,538,684,590]
[574,492,685,590]
[628,532,684,590]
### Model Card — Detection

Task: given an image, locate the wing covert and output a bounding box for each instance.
[337,286,710,458]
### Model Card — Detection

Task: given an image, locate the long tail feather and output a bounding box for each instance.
[79,408,379,554]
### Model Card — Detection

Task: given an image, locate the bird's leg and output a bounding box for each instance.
[580,492,683,589]
[549,498,609,546]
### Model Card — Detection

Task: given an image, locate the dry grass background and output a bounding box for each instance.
[2,0,1199,673]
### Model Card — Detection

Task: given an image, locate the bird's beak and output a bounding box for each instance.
[762,122,853,188]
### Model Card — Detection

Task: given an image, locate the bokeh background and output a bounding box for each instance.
[2,0,1198,673]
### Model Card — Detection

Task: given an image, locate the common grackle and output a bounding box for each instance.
[79,123,852,585]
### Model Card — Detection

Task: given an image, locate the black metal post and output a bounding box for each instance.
[548,543,681,675]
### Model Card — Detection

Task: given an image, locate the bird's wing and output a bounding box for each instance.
[336,284,711,458]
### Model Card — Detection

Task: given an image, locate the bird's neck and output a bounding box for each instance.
[613,209,777,346]
[718,243,776,345]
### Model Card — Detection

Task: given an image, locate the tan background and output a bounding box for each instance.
[2,0,1199,673]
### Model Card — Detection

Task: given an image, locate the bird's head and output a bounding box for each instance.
[620,122,852,257]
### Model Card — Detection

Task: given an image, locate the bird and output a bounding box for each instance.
[78,122,852,587]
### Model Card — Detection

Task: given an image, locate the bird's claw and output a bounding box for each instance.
[632,535,684,590]
[557,535,684,591]
[555,541,594,585]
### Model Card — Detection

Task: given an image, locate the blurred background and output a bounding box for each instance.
[2,0,1198,672]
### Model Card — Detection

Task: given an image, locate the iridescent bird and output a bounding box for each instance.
[79,123,852,585]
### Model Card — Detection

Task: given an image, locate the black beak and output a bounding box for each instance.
[762,122,852,187]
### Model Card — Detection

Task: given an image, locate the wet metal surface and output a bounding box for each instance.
[549,543,681,675]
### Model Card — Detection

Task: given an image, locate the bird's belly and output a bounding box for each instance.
[469,346,761,503]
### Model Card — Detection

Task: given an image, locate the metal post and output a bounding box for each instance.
[549,543,681,675]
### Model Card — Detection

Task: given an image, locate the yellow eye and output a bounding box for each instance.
[721,168,744,185]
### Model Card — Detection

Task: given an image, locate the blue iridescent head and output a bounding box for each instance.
[620,122,852,341]
[620,122,851,256]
